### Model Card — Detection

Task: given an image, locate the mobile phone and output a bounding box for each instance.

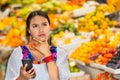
[22,59,33,71]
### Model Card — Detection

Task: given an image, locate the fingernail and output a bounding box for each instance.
[25,64,28,66]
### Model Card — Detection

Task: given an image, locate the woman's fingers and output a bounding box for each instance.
[27,68,36,78]
[30,69,36,78]
[27,68,34,73]
[33,38,42,44]
[23,64,28,71]
[20,65,36,79]
[45,39,48,44]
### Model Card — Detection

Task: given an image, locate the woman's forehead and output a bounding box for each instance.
[32,15,47,20]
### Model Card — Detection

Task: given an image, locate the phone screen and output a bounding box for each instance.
[22,59,33,71]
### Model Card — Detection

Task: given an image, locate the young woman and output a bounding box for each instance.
[5,10,70,80]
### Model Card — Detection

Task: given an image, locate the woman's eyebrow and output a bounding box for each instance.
[31,22,48,25]
[42,22,48,24]
[31,24,38,25]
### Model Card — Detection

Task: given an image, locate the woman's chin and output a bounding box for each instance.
[39,38,46,42]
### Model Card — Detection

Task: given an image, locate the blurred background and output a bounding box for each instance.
[0,0,120,80]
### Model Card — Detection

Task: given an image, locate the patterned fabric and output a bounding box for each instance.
[21,46,57,64]
[50,46,57,62]
[5,46,70,80]
[21,46,34,60]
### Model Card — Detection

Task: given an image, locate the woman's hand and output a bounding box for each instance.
[17,64,36,80]
[29,38,51,57]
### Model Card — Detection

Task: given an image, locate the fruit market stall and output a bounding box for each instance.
[0,0,120,80]
[68,0,120,79]
[0,0,89,79]
[69,12,120,80]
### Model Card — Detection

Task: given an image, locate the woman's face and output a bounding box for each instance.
[29,15,50,42]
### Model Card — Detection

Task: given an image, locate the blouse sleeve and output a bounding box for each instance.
[56,47,70,80]
[5,47,22,80]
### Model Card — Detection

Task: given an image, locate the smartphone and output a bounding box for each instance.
[22,59,33,71]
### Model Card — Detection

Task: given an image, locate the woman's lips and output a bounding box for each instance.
[39,34,45,37]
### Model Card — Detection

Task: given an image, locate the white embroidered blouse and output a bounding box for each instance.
[5,46,70,80]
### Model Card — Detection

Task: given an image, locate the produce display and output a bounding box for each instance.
[68,59,80,73]
[48,11,74,30]
[70,29,120,64]
[106,50,120,69]
[0,0,120,79]
[108,0,120,10]
[95,72,116,80]
[69,1,120,72]
[78,4,117,32]
[0,16,25,47]
[51,23,80,46]
[0,0,118,48]
[0,0,86,80]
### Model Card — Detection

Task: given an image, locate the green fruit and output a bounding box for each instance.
[70,67,74,72]
[74,67,80,72]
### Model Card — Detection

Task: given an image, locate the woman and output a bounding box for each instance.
[5,10,70,80]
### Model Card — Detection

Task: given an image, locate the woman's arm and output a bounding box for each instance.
[46,60,59,80]
[31,38,60,80]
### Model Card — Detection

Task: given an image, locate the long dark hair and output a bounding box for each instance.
[26,10,50,41]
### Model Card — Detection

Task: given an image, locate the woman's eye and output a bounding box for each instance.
[33,24,38,28]
[42,23,48,26]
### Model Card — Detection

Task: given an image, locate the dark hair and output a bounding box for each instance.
[26,10,50,41]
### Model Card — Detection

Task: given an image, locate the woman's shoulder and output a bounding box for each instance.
[12,46,22,53]
[56,46,66,52]
[14,46,21,50]
[51,46,64,51]
[10,46,22,58]
[13,45,28,51]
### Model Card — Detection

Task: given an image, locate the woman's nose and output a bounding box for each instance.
[39,26,43,32]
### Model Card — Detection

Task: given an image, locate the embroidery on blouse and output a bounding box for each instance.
[21,46,57,64]
[50,46,57,62]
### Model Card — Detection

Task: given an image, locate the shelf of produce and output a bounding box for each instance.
[76,62,104,79]
[75,60,120,79]
[69,70,85,78]
[57,34,91,53]
[66,39,91,58]
[72,6,96,18]
[74,59,86,66]
[72,0,98,18]
[90,63,106,70]
[90,63,120,74]
[105,67,120,74]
